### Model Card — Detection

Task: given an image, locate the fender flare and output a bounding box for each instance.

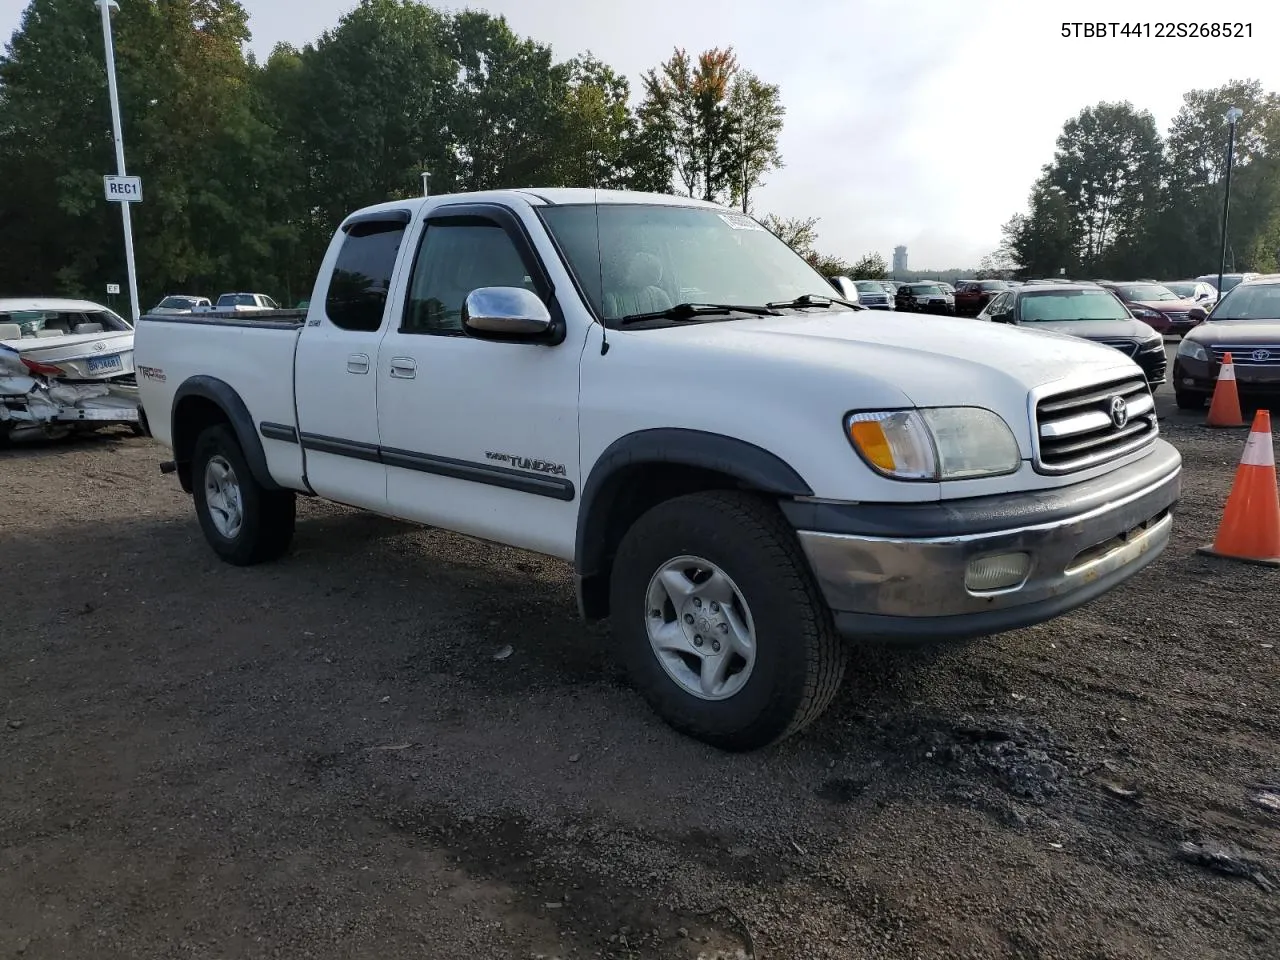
[574,427,813,577]
[171,376,284,492]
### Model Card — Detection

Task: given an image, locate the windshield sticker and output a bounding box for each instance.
[717,213,766,232]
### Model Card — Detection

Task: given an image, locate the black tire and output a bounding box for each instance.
[609,490,848,751]
[1175,390,1205,410]
[191,424,296,566]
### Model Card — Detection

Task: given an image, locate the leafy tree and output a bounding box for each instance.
[806,252,850,278]
[759,212,819,255]
[446,10,569,190]
[849,252,887,280]
[725,71,784,213]
[555,52,635,189]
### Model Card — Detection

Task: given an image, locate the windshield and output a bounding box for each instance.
[1117,283,1178,302]
[0,308,132,337]
[979,281,1008,291]
[906,284,942,296]
[537,204,852,323]
[854,281,884,293]
[1209,282,1280,321]
[218,294,258,306]
[1018,290,1130,322]
[158,296,198,308]
[1163,282,1197,298]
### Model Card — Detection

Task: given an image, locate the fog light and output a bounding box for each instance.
[965,552,1031,592]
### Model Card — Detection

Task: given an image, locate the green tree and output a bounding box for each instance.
[726,71,784,213]
[554,52,635,189]
[759,212,819,255]
[638,46,741,203]
[447,10,570,190]
[848,252,887,280]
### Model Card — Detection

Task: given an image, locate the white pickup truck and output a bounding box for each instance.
[135,188,1181,751]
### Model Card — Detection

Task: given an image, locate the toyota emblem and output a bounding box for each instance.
[1252,349,1272,362]
[92,341,107,353]
[1109,395,1129,429]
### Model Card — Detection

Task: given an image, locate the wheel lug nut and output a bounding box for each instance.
[694,635,704,646]
[710,602,720,613]
[718,623,728,633]
[650,609,661,618]
[712,640,721,652]
[684,614,694,624]
[693,598,702,608]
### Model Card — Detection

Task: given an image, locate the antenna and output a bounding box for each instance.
[594,187,610,356]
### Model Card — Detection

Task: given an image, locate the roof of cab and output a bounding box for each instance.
[341,188,729,225]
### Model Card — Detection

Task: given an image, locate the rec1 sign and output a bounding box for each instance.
[104,175,143,203]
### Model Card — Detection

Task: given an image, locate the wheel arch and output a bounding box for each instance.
[574,428,813,620]
[171,376,283,494]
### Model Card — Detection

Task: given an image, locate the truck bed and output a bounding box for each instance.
[134,311,308,490]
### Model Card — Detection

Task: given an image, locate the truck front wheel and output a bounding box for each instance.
[609,490,848,751]
[192,424,296,566]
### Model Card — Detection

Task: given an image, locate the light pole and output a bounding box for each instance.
[421,171,431,198]
[96,0,140,324]
[1217,106,1243,297]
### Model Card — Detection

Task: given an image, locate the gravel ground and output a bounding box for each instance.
[2,386,1278,960]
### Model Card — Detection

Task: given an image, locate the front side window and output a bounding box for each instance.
[538,204,851,323]
[402,219,542,335]
[1017,290,1131,322]
[854,281,884,294]
[325,221,407,332]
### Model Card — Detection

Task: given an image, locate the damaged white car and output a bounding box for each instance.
[0,298,142,442]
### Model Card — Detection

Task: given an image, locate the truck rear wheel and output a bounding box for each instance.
[609,490,848,751]
[192,424,296,566]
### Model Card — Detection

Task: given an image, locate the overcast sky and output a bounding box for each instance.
[3,0,1278,267]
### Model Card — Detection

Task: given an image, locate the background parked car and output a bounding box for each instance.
[149,295,210,315]
[1196,272,1260,294]
[1162,280,1217,309]
[1172,274,1280,409]
[894,282,955,315]
[976,283,1167,387]
[851,279,894,309]
[955,279,1009,317]
[197,292,281,312]
[1097,281,1202,336]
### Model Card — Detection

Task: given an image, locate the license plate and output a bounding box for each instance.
[87,354,123,374]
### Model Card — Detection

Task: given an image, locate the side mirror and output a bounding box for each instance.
[1188,306,1207,323]
[990,311,1014,324]
[462,286,557,343]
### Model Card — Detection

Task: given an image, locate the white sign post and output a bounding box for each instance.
[96,0,141,324]
[103,175,142,203]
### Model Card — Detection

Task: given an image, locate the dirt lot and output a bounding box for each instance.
[2,389,1278,960]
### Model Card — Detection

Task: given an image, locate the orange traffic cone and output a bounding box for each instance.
[1197,409,1280,566]
[1206,352,1245,428]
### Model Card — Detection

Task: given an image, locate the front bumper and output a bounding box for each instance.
[1173,356,1280,394]
[783,441,1181,642]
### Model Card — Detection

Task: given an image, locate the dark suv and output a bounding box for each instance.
[894,282,955,315]
[976,283,1167,387]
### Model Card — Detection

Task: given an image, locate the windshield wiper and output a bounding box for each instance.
[617,302,783,326]
[767,293,865,311]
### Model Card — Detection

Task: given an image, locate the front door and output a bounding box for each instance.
[376,201,585,559]
[294,212,411,511]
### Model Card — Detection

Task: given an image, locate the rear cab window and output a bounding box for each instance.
[325,220,409,332]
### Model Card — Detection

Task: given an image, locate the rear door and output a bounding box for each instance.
[294,210,412,510]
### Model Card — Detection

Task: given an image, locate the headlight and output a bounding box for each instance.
[846,407,1022,481]
[1130,306,1161,320]
[1177,339,1209,362]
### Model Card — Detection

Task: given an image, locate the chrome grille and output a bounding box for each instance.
[1210,345,1280,366]
[1034,375,1157,474]
[1095,338,1139,358]
[1164,311,1190,323]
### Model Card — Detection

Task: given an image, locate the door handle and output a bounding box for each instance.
[347,353,370,375]
[390,357,417,379]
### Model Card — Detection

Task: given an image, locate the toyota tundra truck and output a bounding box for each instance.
[135,188,1181,751]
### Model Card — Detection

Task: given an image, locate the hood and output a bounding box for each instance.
[634,310,1140,412]
[1020,318,1160,341]
[1131,297,1197,313]
[1185,319,1280,345]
